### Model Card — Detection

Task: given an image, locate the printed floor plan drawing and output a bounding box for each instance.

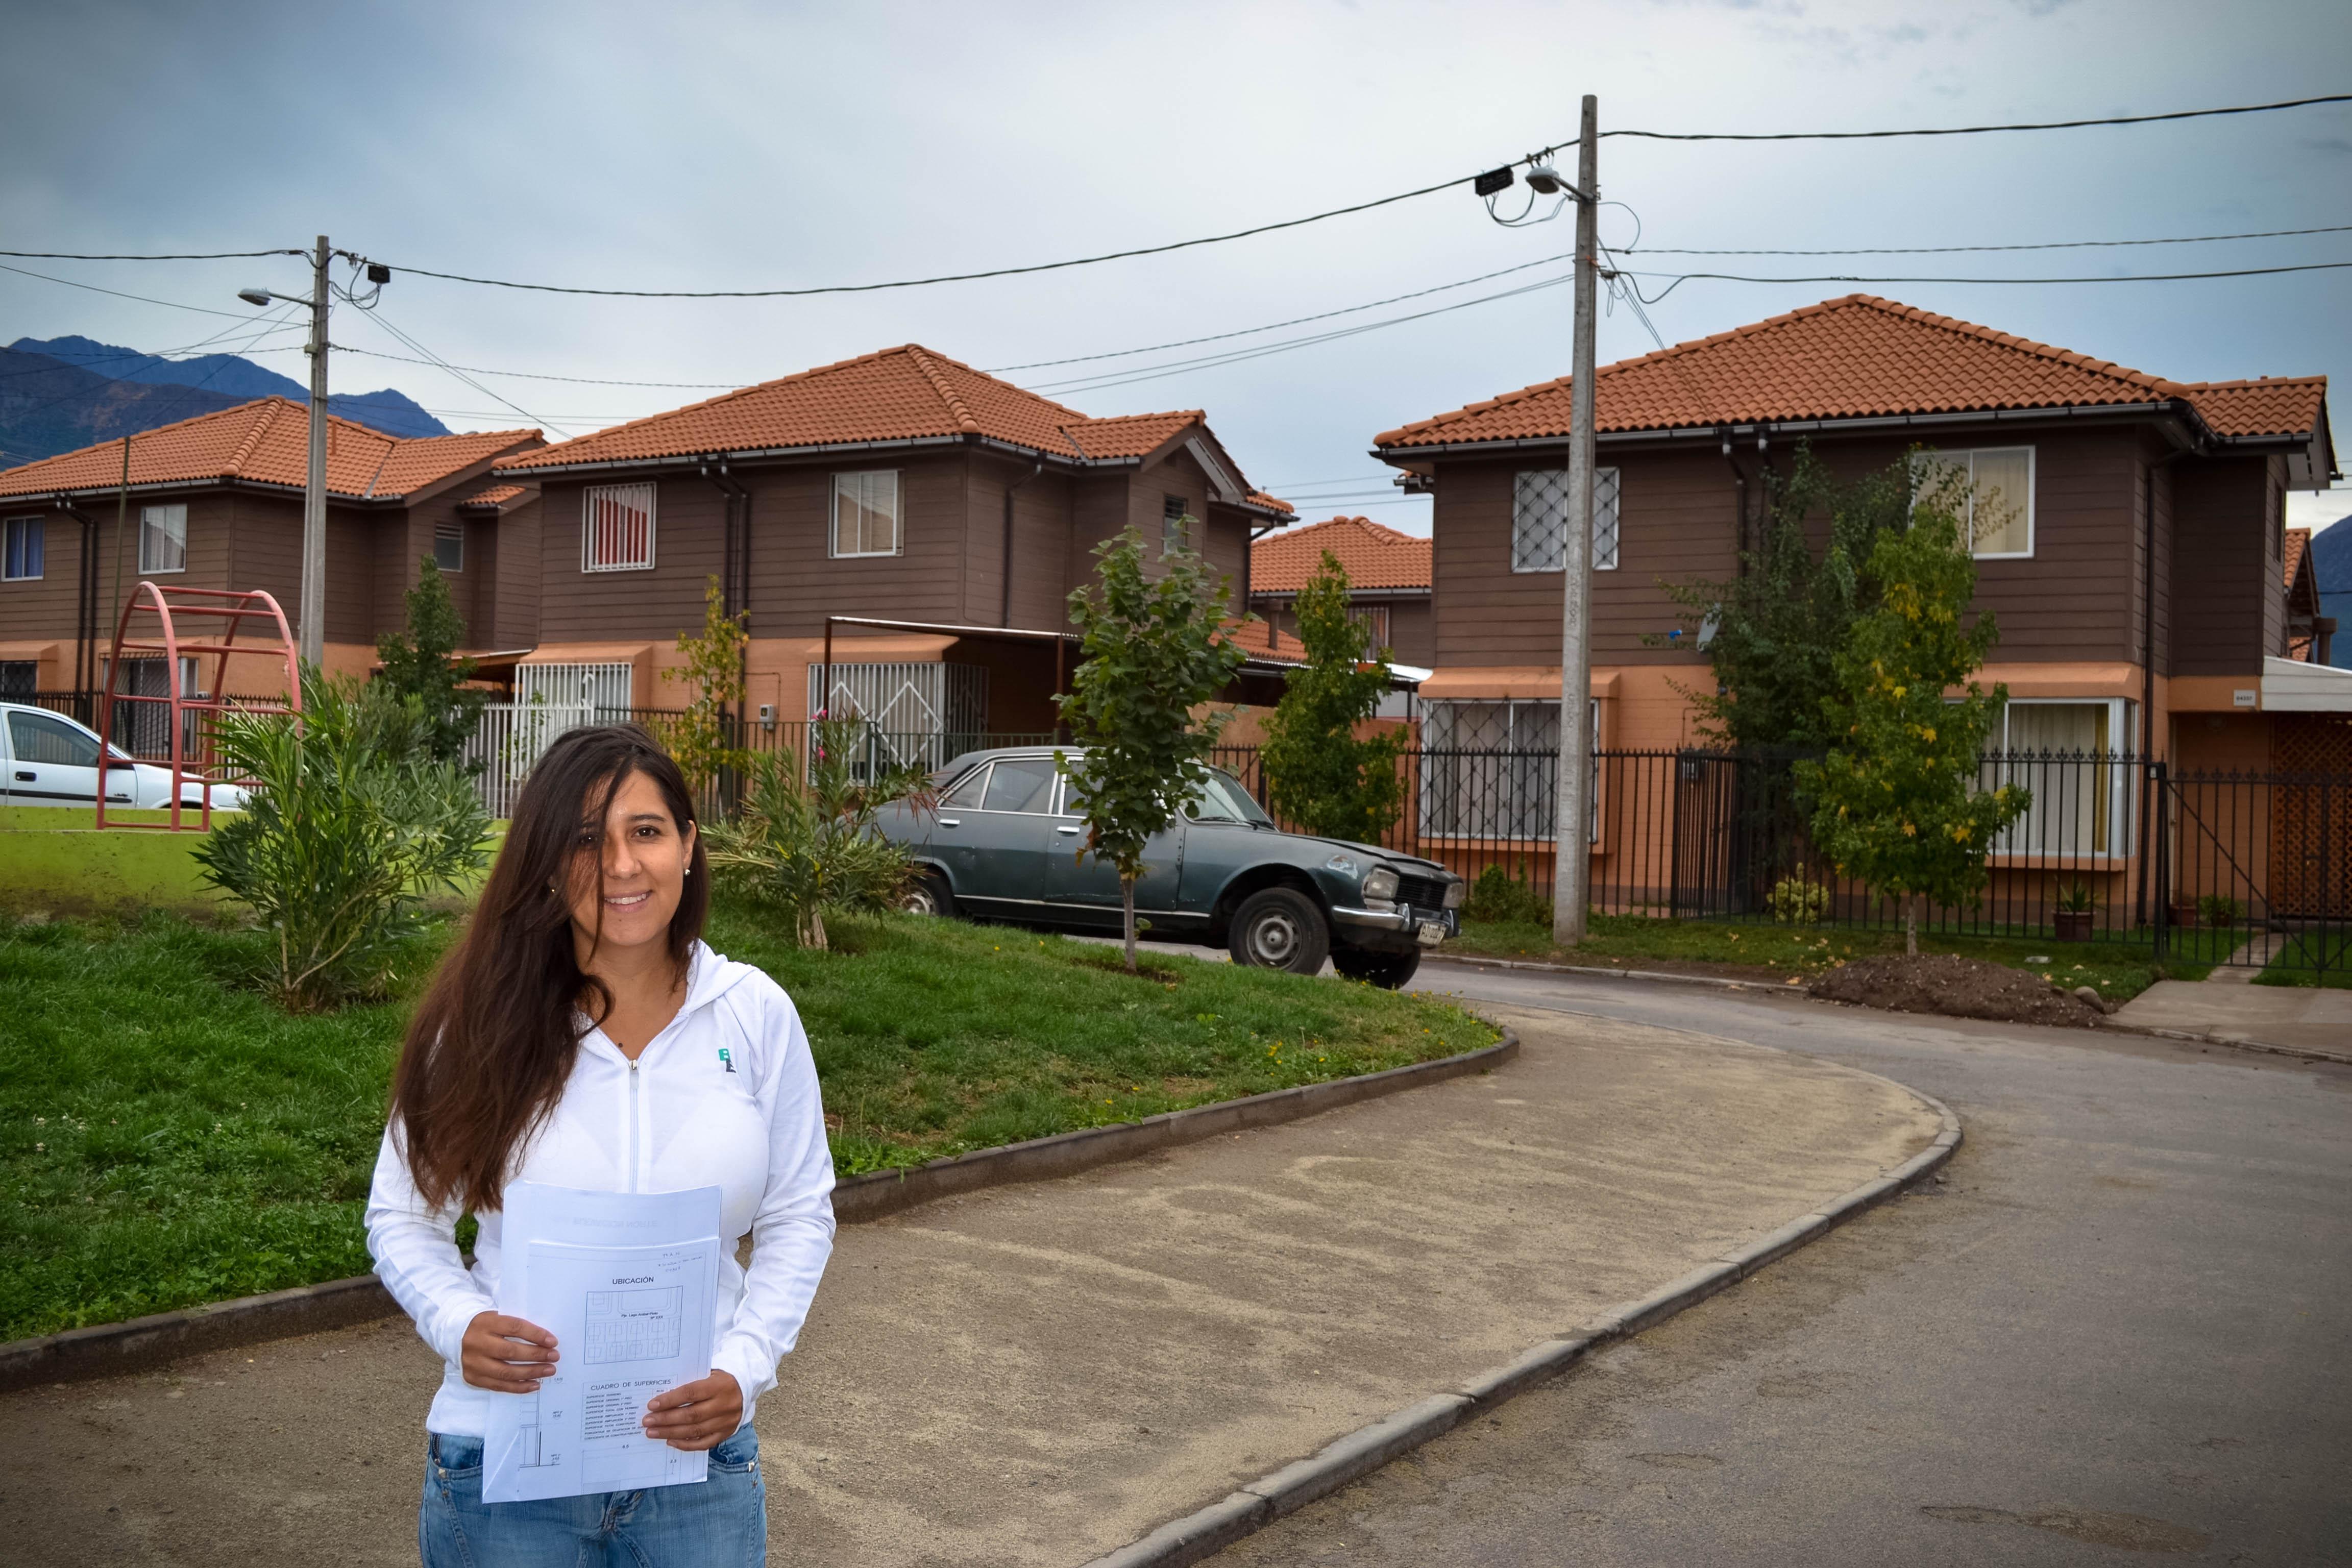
[584,1287,685,1365]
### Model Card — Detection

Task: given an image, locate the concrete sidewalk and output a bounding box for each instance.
[2114,978,2352,1060]
[0,1007,1942,1567]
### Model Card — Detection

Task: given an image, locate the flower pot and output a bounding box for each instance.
[2168,901,2199,929]
[2053,910,2094,942]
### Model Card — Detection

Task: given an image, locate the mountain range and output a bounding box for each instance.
[0,334,448,468]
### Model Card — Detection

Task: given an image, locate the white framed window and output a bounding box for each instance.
[433,520,464,573]
[1161,493,1190,555]
[1510,467,1619,573]
[3,517,41,581]
[517,661,634,715]
[1912,446,2033,558]
[1418,697,1601,842]
[832,470,900,557]
[1348,603,1391,651]
[582,482,656,572]
[139,503,187,574]
[1981,697,2135,858]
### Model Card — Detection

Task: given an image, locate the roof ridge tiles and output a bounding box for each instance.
[223,399,285,479]
[904,345,982,433]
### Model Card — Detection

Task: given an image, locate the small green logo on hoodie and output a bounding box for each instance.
[718,1047,736,1074]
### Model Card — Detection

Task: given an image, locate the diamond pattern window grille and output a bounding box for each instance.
[1511,467,1620,574]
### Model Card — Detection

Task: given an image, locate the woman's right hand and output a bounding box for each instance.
[461,1311,559,1393]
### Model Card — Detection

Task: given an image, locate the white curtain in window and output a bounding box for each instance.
[834,471,900,556]
[582,483,655,571]
[1969,448,2032,555]
[140,503,187,574]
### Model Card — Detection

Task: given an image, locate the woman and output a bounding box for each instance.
[366,725,835,1566]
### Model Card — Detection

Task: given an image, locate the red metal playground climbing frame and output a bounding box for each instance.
[96,583,301,831]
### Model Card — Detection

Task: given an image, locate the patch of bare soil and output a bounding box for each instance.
[1810,953,2105,1028]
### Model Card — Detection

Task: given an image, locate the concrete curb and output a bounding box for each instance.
[1431,952,2351,1068]
[0,1032,1518,1394]
[1072,1064,1963,1568]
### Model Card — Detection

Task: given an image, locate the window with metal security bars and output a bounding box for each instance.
[1510,468,1619,573]
[582,483,655,572]
[832,471,900,557]
[1418,698,1600,842]
[4,517,41,581]
[517,662,634,715]
[1910,447,2032,558]
[140,503,187,574]
[1978,698,2134,857]
[0,661,35,697]
[433,521,464,573]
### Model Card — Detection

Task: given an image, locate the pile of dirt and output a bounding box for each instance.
[1809,953,2106,1028]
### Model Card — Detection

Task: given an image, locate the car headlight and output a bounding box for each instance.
[1361,865,1400,902]
[1441,879,1465,910]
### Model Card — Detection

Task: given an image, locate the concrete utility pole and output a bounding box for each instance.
[301,234,330,668]
[1551,96,1600,946]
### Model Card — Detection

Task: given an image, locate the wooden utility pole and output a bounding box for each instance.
[298,234,331,669]
[1551,94,1599,945]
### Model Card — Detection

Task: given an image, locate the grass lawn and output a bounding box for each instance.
[0,904,1495,1341]
[1444,912,2209,1002]
[2254,929,2352,988]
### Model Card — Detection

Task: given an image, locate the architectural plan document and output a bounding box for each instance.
[484,1182,723,1504]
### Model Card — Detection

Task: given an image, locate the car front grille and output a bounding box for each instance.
[1394,873,1449,912]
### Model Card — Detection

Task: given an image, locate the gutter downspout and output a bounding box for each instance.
[2138,444,2194,933]
[1246,518,1287,627]
[55,498,98,698]
[1000,459,1043,627]
[699,461,753,761]
[1719,428,1749,561]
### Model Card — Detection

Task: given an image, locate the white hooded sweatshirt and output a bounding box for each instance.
[364,940,836,1438]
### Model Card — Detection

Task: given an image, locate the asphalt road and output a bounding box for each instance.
[1212,963,2352,1567]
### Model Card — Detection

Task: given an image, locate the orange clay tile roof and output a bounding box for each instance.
[1250,515,1432,595]
[2285,527,2311,592]
[1219,616,1309,663]
[1246,490,1294,514]
[1375,295,2329,448]
[497,345,1223,473]
[455,482,528,510]
[0,397,540,502]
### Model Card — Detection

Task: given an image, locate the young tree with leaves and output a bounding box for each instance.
[1260,549,1406,841]
[1793,482,2028,954]
[375,558,485,766]
[663,576,751,793]
[1056,525,1248,971]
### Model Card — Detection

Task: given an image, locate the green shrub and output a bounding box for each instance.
[1465,864,1548,925]
[703,717,929,949]
[2196,894,2247,926]
[191,670,488,1011]
[1768,868,1831,924]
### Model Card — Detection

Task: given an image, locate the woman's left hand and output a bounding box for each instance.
[643,1369,744,1451]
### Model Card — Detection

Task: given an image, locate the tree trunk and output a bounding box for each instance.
[1121,874,1138,972]
[1904,894,1918,957]
[803,904,828,951]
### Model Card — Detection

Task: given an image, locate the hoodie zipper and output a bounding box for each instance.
[627,1059,641,1194]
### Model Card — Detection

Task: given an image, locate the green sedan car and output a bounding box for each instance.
[874,746,1463,988]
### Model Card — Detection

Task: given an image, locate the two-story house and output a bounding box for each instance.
[1375,295,2339,771]
[0,397,543,699]
[1247,514,1435,669]
[492,344,1293,736]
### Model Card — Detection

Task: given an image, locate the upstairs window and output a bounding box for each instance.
[1912,446,2033,558]
[3,517,41,581]
[582,482,656,572]
[1511,467,1620,573]
[139,503,187,574]
[1162,494,1190,554]
[433,520,464,573]
[832,471,900,557]
[1349,603,1391,651]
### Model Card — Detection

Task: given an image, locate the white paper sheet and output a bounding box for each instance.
[484,1182,724,1504]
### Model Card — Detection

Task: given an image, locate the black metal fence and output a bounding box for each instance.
[1204,744,2347,979]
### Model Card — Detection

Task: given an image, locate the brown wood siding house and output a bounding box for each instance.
[0,399,542,695]
[1247,514,1435,670]
[493,345,1290,733]
[1373,292,2339,899]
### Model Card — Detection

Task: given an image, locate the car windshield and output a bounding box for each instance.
[1192,770,1273,826]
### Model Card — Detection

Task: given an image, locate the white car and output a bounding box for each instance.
[2,701,248,812]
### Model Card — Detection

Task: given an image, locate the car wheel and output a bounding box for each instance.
[1331,948,1420,989]
[1227,887,1331,975]
[900,870,956,918]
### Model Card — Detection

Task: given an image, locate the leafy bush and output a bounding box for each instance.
[1768,868,1831,924]
[191,671,489,1011]
[1260,548,1406,841]
[1464,865,1548,925]
[703,717,931,949]
[375,558,487,768]
[2196,894,2247,926]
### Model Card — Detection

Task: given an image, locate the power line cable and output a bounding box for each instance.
[1598,91,2352,142]
[355,94,2351,301]
[330,344,740,389]
[1614,258,2352,306]
[353,308,570,435]
[0,260,266,320]
[1622,222,2352,257]
[0,248,305,261]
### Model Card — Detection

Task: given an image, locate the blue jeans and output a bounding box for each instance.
[420,1427,766,1567]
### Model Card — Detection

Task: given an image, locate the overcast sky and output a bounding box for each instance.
[4,0,2348,532]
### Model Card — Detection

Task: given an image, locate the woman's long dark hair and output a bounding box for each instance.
[392,725,709,1212]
